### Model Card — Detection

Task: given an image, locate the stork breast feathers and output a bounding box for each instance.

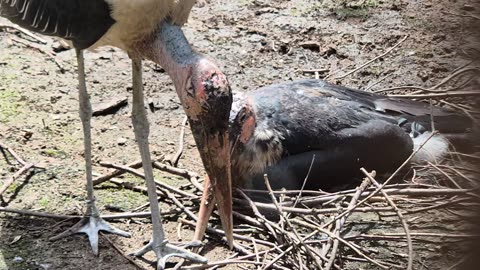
[94,0,196,49]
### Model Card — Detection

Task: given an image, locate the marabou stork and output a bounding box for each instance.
[194,79,477,244]
[0,1,233,268]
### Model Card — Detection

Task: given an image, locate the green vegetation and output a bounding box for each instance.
[6,182,18,193]
[0,88,23,123]
[38,196,51,209]
[42,148,68,158]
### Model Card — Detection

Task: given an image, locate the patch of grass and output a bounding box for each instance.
[38,196,51,209]
[0,88,23,123]
[7,182,18,193]
[97,187,149,211]
[95,174,187,211]
[41,148,68,158]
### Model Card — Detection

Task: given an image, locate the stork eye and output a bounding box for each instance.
[186,77,195,97]
[237,107,248,122]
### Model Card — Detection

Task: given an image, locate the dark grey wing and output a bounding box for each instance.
[258,79,473,135]
[0,0,115,49]
[249,79,474,155]
[303,80,473,133]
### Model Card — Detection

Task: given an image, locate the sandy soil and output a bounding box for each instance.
[1,0,479,269]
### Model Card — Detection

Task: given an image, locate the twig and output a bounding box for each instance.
[242,189,328,196]
[404,197,472,215]
[334,35,408,79]
[324,219,341,270]
[166,116,188,167]
[93,159,144,186]
[375,67,480,93]
[435,164,478,186]
[180,218,273,248]
[0,23,48,44]
[448,152,480,160]
[101,232,147,270]
[324,176,372,269]
[108,178,163,197]
[0,142,29,166]
[387,91,480,99]
[252,238,261,270]
[183,252,269,270]
[427,162,463,189]
[10,36,65,73]
[234,198,394,214]
[0,142,44,196]
[364,73,394,91]
[180,218,267,257]
[0,207,78,220]
[349,232,480,240]
[0,163,34,196]
[152,161,203,191]
[130,201,151,212]
[290,155,315,212]
[264,174,324,270]
[440,100,479,123]
[99,162,197,198]
[296,187,476,206]
[0,207,178,220]
[237,189,282,244]
[292,219,390,269]
[361,168,413,270]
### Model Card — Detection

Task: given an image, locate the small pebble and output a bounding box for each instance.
[117,137,127,146]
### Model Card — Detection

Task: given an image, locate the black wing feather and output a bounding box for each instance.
[246,79,473,155]
[0,0,115,49]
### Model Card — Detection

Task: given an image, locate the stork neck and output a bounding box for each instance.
[135,21,201,93]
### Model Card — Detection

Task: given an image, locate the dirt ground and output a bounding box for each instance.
[1,0,479,269]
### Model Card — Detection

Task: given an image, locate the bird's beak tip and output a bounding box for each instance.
[194,134,234,249]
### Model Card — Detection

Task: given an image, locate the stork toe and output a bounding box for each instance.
[131,239,207,270]
[50,204,131,256]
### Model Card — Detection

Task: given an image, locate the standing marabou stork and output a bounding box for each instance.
[193,79,477,245]
[0,1,234,268]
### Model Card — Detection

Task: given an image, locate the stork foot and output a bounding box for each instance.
[50,207,131,255]
[131,239,207,270]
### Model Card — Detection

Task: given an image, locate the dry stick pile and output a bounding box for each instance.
[2,121,480,270]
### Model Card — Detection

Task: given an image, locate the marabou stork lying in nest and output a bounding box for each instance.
[193,79,477,245]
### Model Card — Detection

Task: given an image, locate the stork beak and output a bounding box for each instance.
[190,128,234,249]
[183,62,234,249]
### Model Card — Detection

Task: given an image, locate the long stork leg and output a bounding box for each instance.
[50,49,131,254]
[129,58,207,269]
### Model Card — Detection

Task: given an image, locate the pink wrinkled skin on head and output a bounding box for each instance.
[240,102,255,144]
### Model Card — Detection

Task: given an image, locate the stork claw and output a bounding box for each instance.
[131,239,207,270]
[50,202,131,255]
